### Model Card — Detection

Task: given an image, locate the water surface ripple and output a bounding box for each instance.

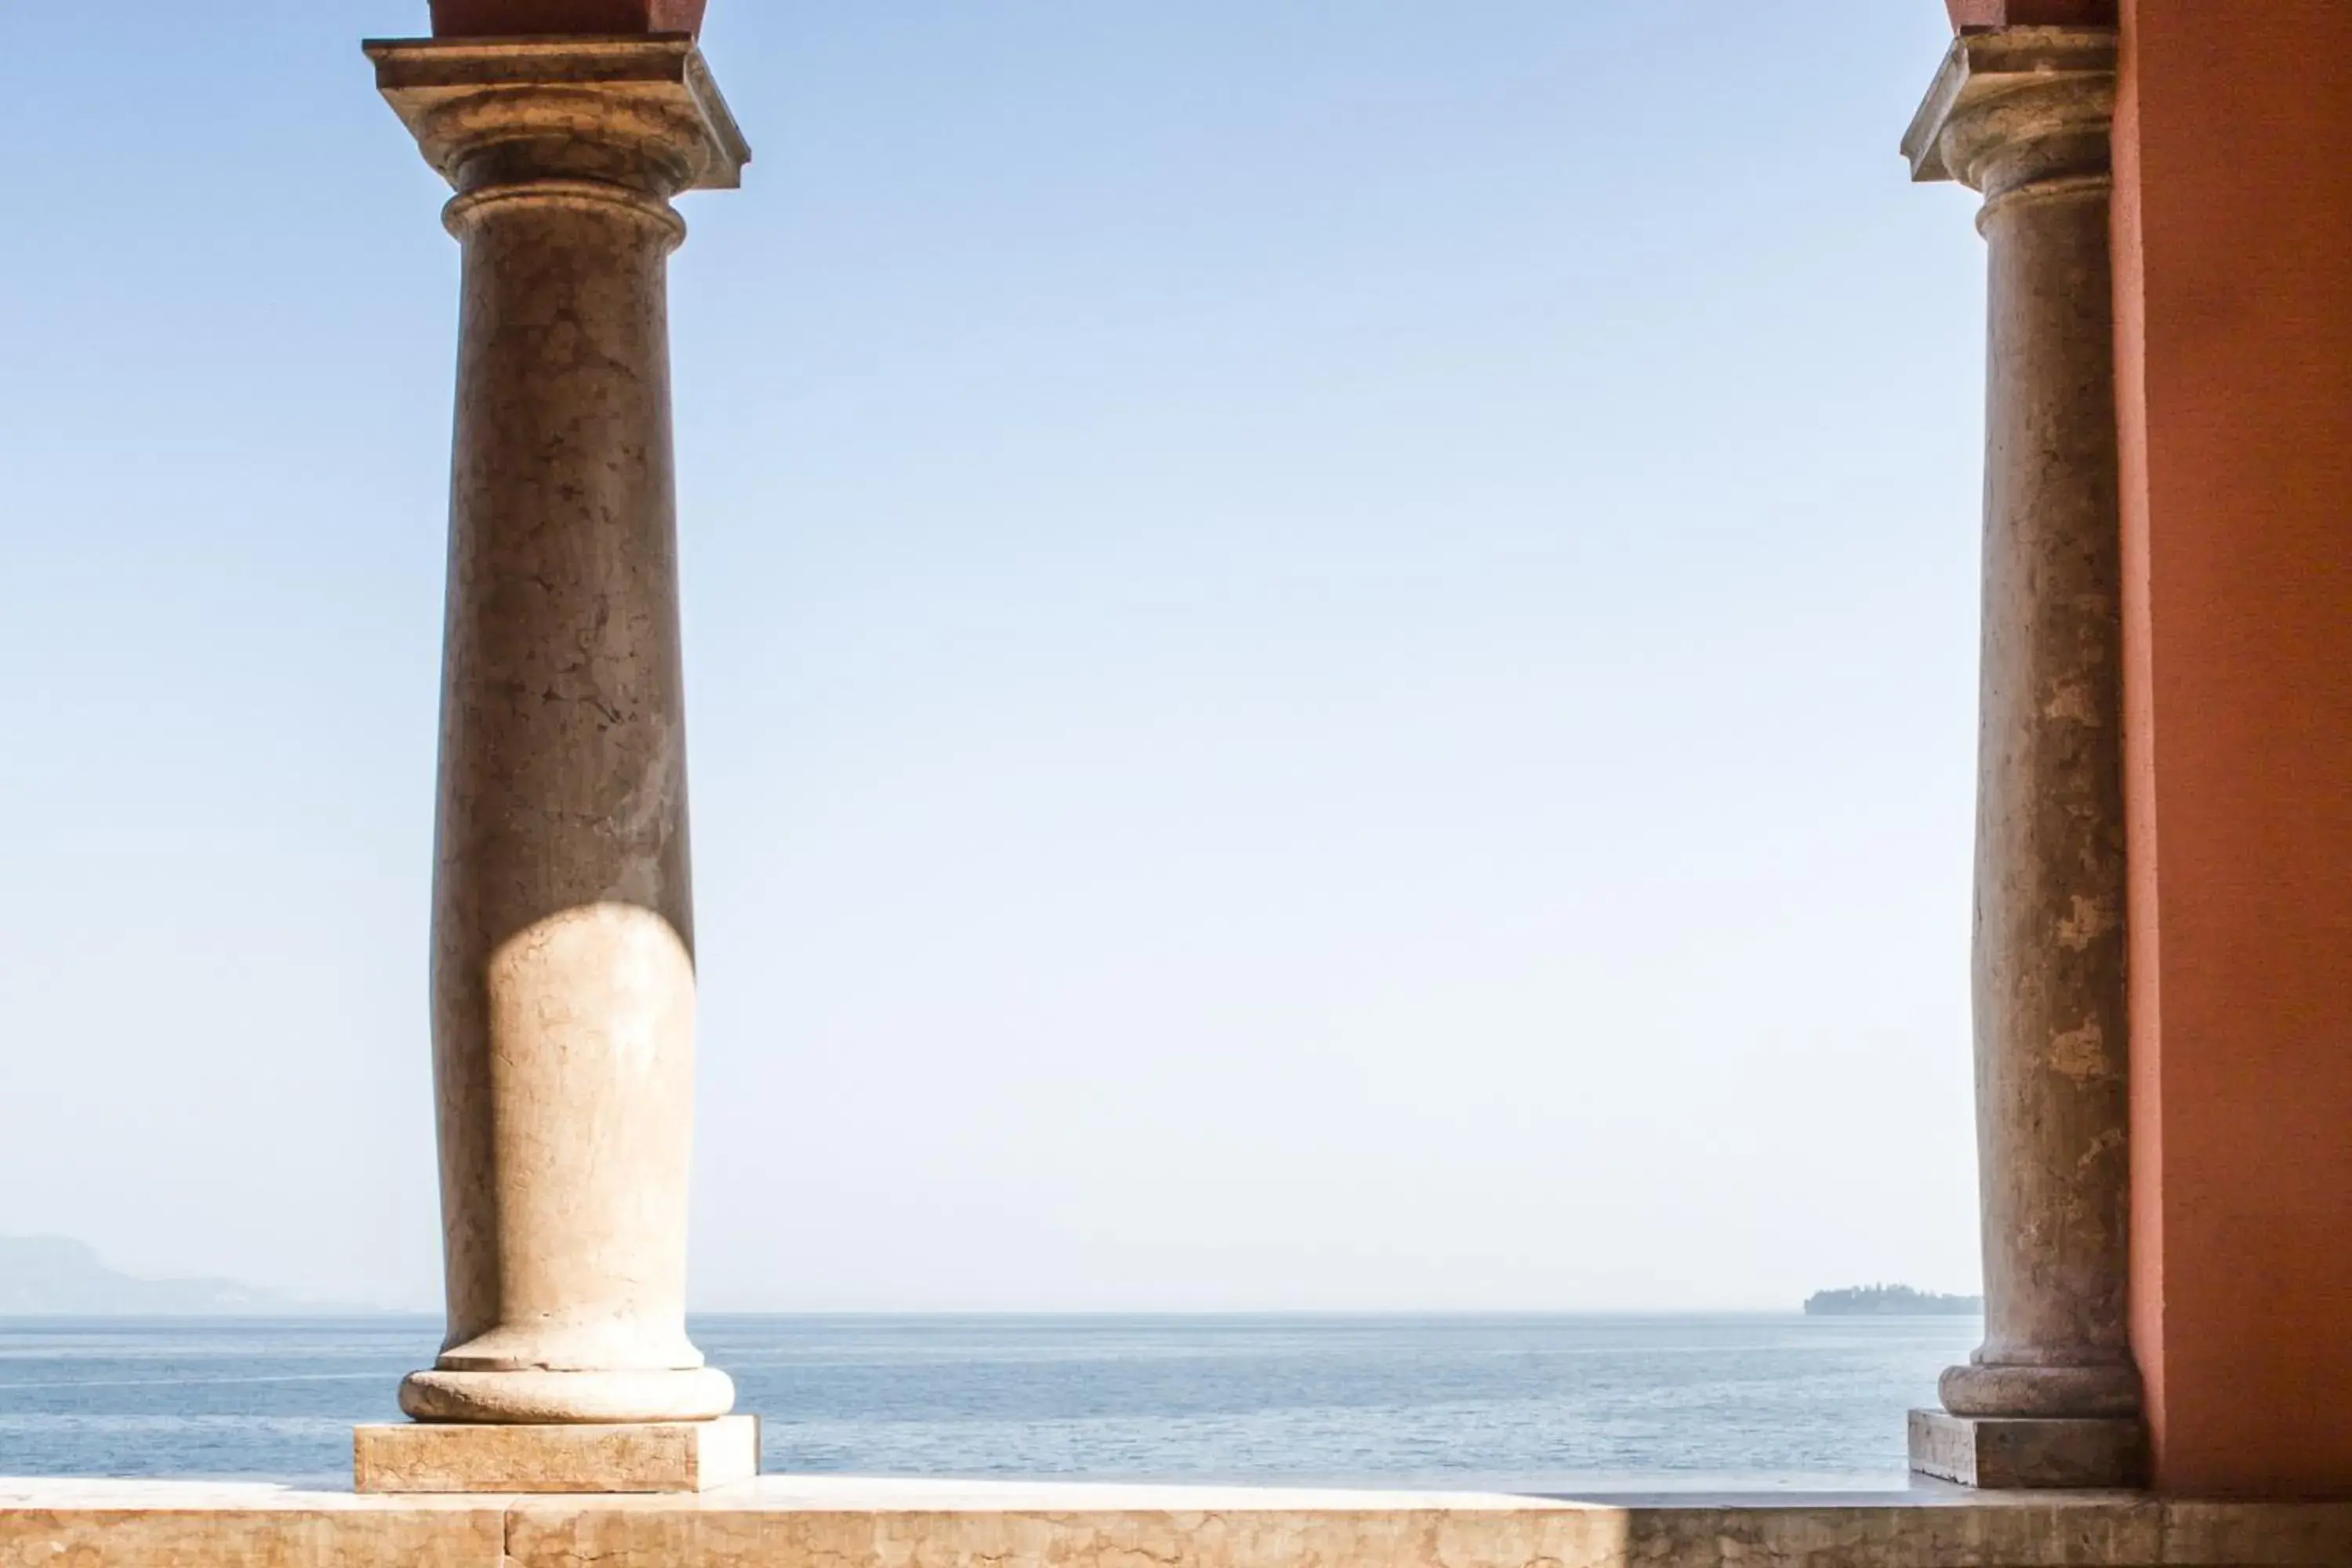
[0,1314,1979,1491]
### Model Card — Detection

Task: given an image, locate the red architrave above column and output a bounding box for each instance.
[430,0,707,37]
[1946,0,2118,27]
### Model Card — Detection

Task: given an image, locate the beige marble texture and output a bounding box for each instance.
[6,1476,2352,1567]
[354,1415,759,1495]
[1902,27,2142,1464]
[365,34,748,1433]
[0,1480,505,1568]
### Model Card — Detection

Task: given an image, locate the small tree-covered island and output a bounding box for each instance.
[1805,1284,1984,1316]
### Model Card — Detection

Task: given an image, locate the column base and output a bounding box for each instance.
[354,1414,760,1494]
[399,1364,736,1424]
[1908,1408,2147,1489]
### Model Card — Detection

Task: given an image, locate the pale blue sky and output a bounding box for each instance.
[0,2,1987,1311]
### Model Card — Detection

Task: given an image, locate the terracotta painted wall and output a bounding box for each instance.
[2113,0,2352,1497]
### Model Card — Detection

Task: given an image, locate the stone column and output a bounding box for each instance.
[354,34,756,1495]
[1900,28,2144,1490]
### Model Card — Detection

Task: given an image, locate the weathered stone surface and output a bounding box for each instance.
[368,37,748,195]
[354,1416,759,1495]
[1910,1408,2147,1489]
[7,1478,2352,1567]
[1903,27,2142,1450]
[365,35,747,1429]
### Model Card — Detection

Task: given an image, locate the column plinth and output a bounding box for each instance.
[358,34,750,1490]
[1900,28,2143,1488]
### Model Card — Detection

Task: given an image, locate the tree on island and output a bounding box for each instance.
[1803,1283,1983,1316]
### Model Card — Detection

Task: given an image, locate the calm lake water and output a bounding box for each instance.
[0,1314,1979,1491]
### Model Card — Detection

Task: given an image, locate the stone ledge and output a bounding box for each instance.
[5,1475,2352,1567]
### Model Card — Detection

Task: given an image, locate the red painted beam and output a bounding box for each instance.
[1947,0,2118,27]
[429,0,707,37]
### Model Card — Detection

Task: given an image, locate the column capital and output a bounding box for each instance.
[365,35,749,201]
[1902,28,2115,211]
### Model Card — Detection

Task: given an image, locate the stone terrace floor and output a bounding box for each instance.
[5,1475,2352,1567]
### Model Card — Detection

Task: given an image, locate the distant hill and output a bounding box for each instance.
[1804,1284,1983,1316]
[0,1236,305,1316]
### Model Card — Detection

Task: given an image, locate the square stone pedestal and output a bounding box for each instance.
[1909,1407,2147,1489]
[354,1415,759,1494]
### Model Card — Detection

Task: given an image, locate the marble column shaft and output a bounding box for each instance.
[1901,27,2141,1466]
[368,36,750,1428]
